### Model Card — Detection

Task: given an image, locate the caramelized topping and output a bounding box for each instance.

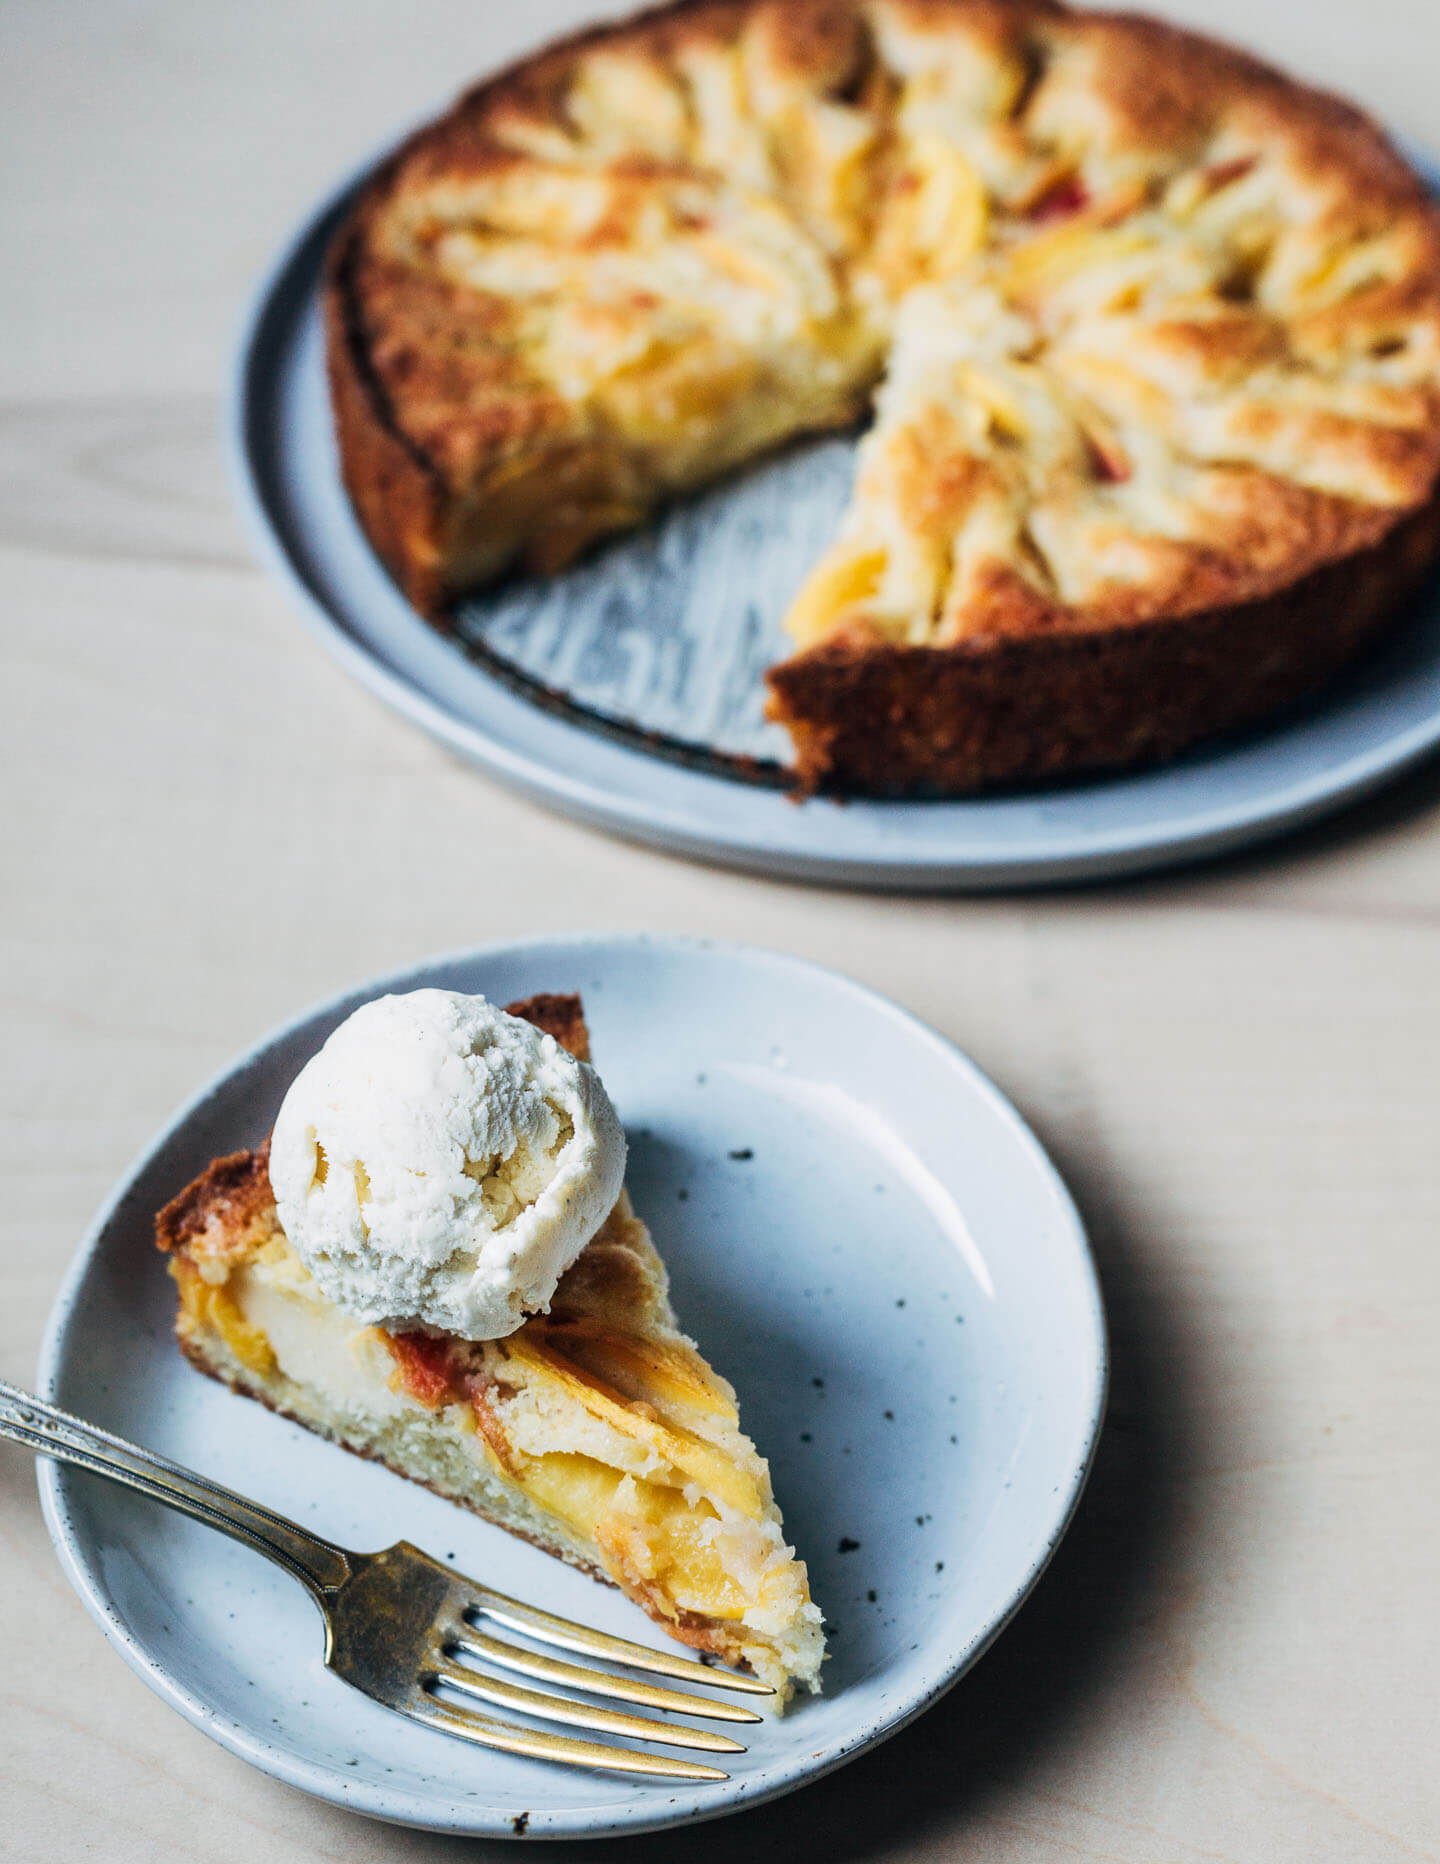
[1028,174,1090,223]
[385,1330,461,1409]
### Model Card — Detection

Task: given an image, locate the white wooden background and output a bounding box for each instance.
[3,2,1439,1859]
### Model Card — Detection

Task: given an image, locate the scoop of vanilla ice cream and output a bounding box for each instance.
[268,989,626,1339]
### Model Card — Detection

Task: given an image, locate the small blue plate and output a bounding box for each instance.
[36,935,1104,1838]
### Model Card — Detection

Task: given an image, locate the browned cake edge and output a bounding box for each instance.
[323,0,761,620]
[766,480,1440,794]
[325,233,449,620]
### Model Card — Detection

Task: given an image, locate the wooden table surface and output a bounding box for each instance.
[4,3,1440,1858]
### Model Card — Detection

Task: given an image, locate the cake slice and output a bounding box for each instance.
[155,994,823,1705]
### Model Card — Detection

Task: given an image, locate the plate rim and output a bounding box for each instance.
[34,931,1107,1838]
[228,146,1440,892]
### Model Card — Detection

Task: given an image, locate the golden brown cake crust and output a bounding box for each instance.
[325,251,450,618]
[768,479,1440,793]
[155,1140,274,1261]
[326,0,1440,791]
[505,990,592,1062]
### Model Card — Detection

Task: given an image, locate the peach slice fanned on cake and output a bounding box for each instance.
[155,992,824,1705]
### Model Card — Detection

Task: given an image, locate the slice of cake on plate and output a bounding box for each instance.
[156,990,823,1705]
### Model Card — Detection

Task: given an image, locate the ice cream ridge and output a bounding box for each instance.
[269,989,627,1340]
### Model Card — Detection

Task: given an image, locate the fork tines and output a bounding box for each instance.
[416,1581,775,1780]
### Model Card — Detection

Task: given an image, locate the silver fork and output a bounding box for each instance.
[0,1378,771,1781]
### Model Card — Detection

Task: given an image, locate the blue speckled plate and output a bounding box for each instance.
[230,153,1440,890]
[37,934,1104,1837]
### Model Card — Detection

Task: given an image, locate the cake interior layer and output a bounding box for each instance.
[168,1210,822,1706]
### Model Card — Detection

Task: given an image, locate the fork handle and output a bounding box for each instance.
[0,1378,353,1596]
